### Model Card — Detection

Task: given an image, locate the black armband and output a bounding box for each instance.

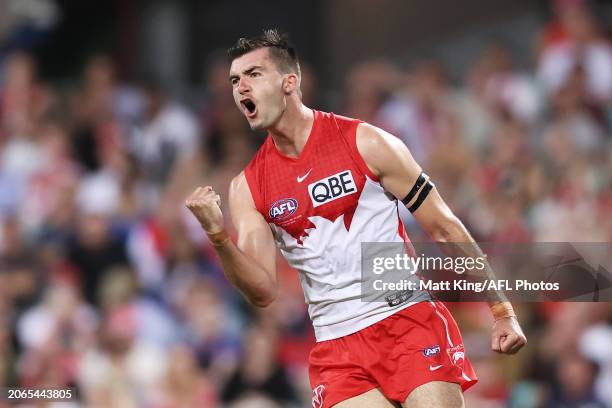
[407,180,434,213]
[400,172,434,213]
[401,172,427,206]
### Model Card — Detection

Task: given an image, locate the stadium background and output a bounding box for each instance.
[0,0,611,406]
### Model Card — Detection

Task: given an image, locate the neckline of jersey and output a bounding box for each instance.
[268,109,320,163]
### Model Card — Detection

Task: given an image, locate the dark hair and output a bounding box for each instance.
[228,29,300,77]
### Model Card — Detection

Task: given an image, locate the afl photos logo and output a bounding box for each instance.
[269,198,298,220]
[308,170,357,208]
[312,384,325,408]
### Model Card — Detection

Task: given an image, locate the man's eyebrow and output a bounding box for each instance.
[243,65,263,74]
[229,65,264,82]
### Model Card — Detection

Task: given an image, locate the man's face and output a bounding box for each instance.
[229,48,287,130]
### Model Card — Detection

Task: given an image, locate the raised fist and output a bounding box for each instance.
[185,186,224,234]
[491,316,527,355]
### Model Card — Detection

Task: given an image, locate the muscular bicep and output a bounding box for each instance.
[228,172,277,274]
[356,123,457,235]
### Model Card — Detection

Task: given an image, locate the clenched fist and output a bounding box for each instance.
[491,316,527,354]
[185,186,224,234]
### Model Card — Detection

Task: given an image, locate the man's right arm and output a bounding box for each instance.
[185,172,278,307]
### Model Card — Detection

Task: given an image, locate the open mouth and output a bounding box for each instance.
[240,98,257,118]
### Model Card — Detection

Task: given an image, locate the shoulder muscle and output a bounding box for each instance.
[355,123,422,199]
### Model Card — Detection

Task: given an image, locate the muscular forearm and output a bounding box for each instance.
[208,231,277,307]
[428,216,514,312]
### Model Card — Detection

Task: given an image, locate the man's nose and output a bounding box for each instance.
[238,78,250,94]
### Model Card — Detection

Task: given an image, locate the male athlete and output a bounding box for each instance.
[185,29,526,407]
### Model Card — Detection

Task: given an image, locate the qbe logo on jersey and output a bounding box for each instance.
[308,170,357,207]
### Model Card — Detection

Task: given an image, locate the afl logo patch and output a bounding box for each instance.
[269,198,298,220]
[423,345,441,357]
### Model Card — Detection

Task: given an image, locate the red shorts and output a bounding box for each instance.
[309,301,478,407]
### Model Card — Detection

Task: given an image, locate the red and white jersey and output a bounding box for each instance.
[244,110,429,341]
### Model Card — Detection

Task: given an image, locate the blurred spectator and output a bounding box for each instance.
[78,303,167,407]
[16,280,96,388]
[16,280,96,353]
[222,323,299,406]
[480,44,541,125]
[67,212,129,305]
[548,354,605,407]
[69,55,124,173]
[537,0,612,104]
[345,59,399,126]
[19,120,79,234]
[579,321,612,406]
[174,277,241,384]
[153,344,218,407]
[378,59,454,163]
[129,81,199,188]
[0,0,60,55]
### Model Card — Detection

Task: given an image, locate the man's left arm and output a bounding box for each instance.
[356,122,527,355]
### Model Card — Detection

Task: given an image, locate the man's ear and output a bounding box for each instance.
[282,73,299,95]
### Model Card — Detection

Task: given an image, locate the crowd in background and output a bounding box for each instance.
[0,0,611,407]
